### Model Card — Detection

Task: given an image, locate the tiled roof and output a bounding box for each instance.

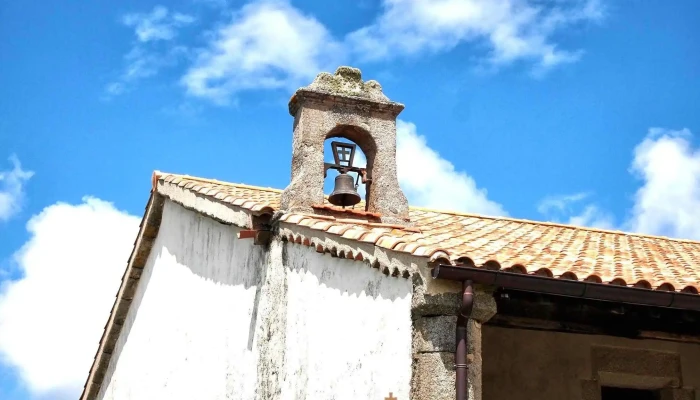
[155,172,700,294]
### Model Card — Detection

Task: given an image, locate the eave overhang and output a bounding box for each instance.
[432,264,700,311]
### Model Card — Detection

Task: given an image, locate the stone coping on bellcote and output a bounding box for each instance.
[288,66,405,116]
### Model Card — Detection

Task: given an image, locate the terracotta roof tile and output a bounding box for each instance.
[153,171,700,294]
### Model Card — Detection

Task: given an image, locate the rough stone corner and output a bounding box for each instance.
[410,282,496,400]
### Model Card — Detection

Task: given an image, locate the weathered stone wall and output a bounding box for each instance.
[410,281,496,400]
[483,326,700,400]
[97,200,266,400]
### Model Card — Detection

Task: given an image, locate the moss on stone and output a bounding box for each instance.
[304,66,390,102]
[335,66,362,82]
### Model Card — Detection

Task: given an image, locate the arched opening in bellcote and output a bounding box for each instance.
[322,124,377,208]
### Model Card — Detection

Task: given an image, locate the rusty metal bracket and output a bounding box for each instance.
[323,163,370,183]
[238,229,272,246]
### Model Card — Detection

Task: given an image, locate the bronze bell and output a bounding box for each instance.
[328,172,361,207]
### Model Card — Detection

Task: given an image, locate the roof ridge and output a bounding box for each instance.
[153,171,700,245]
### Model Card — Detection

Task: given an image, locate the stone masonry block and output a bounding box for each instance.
[412,290,497,323]
[411,352,455,400]
[411,318,486,400]
[413,316,457,353]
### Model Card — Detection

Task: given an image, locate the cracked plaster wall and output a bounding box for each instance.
[281,244,413,399]
[97,200,266,400]
[96,199,413,400]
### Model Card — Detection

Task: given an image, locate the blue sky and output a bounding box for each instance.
[1,0,700,398]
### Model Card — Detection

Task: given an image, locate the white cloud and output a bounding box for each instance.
[537,191,590,215]
[104,47,188,98]
[396,120,506,216]
[105,6,194,98]
[110,0,605,103]
[178,0,604,104]
[568,204,614,229]
[626,128,700,239]
[349,145,368,198]
[0,155,33,222]
[347,0,603,70]
[0,197,140,399]
[181,0,344,104]
[537,191,614,229]
[122,6,195,43]
[537,128,700,239]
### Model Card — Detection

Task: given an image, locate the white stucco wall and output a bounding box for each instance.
[97,200,266,400]
[97,199,413,400]
[281,245,413,400]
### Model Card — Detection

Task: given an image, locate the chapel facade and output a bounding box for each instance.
[81,67,700,400]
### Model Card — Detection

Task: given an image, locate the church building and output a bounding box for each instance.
[81,67,700,400]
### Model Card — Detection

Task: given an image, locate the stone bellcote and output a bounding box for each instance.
[280,66,410,225]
